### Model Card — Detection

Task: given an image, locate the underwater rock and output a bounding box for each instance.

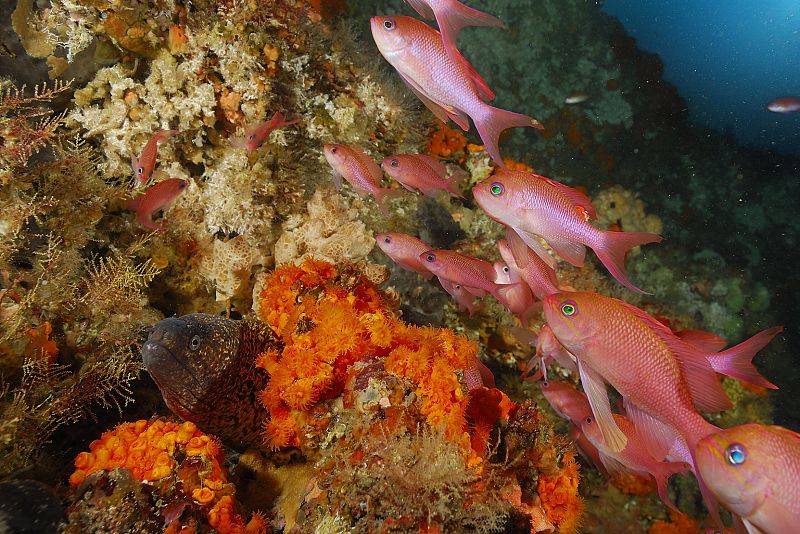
[0,480,63,534]
[141,314,280,450]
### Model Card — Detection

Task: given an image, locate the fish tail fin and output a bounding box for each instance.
[473,104,543,166]
[373,187,403,215]
[714,326,783,389]
[437,1,505,59]
[653,461,691,512]
[592,230,663,293]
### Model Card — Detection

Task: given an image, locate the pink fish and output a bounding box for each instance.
[371,16,542,166]
[131,129,178,185]
[582,414,690,511]
[696,423,800,534]
[543,291,781,525]
[766,96,800,113]
[473,169,661,293]
[492,261,535,319]
[463,355,496,390]
[381,154,463,198]
[438,277,481,316]
[232,111,300,151]
[376,232,434,280]
[521,324,577,381]
[403,0,505,62]
[497,237,559,300]
[419,249,512,302]
[127,178,188,231]
[323,144,399,214]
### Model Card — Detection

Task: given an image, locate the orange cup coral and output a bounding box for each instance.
[537,451,584,534]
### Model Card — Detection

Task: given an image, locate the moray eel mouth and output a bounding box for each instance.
[141,316,216,418]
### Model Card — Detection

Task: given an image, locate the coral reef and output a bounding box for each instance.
[66,417,266,534]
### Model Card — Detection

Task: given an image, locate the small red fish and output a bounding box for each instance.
[582,414,690,512]
[497,236,559,300]
[521,324,577,382]
[419,249,511,302]
[323,144,400,214]
[232,111,300,151]
[438,277,480,316]
[696,423,800,534]
[767,96,800,113]
[474,169,661,293]
[371,16,542,166]
[492,260,535,319]
[127,178,188,231]
[403,0,505,62]
[131,130,178,185]
[381,154,463,198]
[375,232,434,280]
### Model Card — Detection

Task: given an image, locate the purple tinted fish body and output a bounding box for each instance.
[323,144,399,214]
[497,238,559,300]
[376,232,434,280]
[382,154,463,198]
[127,178,188,231]
[438,277,480,316]
[420,249,504,300]
[492,261,534,316]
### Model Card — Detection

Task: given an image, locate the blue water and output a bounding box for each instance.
[603,0,800,157]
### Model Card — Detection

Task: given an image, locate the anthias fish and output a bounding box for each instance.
[439,278,480,316]
[420,249,510,301]
[543,291,781,525]
[521,324,577,381]
[766,96,800,113]
[375,232,434,280]
[492,260,535,318]
[127,178,188,231]
[323,144,399,214]
[232,111,300,151]
[582,414,690,512]
[131,129,178,185]
[497,237,560,300]
[696,423,800,534]
[141,313,280,450]
[474,169,661,293]
[403,0,505,62]
[371,15,542,166]
[381,153,463,198]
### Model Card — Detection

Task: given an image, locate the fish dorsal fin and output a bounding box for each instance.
[614,298,733,413]
[452,48,496,102]
[545,238,586,268]
[506,227,557,270]
[676,329,727,352]
[623,399,681,463]
[405,0,435,20]
[578,359,627,453]
[414,154,448,178]
[542,177,597,220]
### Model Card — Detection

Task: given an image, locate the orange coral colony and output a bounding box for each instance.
[69,418,266,534]
[255,259,515,461]
[537,450,584,534]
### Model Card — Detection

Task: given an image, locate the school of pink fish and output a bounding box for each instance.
[120,2,794,531]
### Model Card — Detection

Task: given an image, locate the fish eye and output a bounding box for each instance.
[330,146,337,153]
[137,167,144,175]
[383,17,396,31]
[585,416,593,425]
[541,380,549,388]
[490,182,504,196]
[725,443,747,466]
[390,159,399,167]
[561,301,578,317]
[249,134,255,141]
[426,253,435,262]
[503,266,510,273]
[189,335,202,351]
[383,235,392,243]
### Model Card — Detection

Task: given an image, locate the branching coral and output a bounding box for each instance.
[66,417,266,534]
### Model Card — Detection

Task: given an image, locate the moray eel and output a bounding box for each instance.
[141,313,281,450]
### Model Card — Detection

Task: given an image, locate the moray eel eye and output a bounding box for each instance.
[725,443,747,466]
[189,335,202,351]
[490,182,504,196]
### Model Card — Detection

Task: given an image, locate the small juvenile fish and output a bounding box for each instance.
[127,178,188,231]
[381,154,463,198]
[492,260,535,320]
[232,111,300,151]
[582,414,690,512]
[375,232,434,280]
[497,237,559,300]
[131,129,178,185]
[420,249,511,302]
[767,96,800,113]
[402,0,505,62]
[439,277,480,316]
[323,144,399,214]
[696,423,800,534]
[564,92,590,105]
[474,169,661,293]
[371,16,542,166]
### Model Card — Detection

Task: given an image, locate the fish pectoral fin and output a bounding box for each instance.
[578,359,627,453]
[546,238,586,267]
[462,285,487,297]
[741,517,765,534]
[596,450,633,479]
[513,228,559,270]
[622,399,681,462]
[331,170,344,191]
